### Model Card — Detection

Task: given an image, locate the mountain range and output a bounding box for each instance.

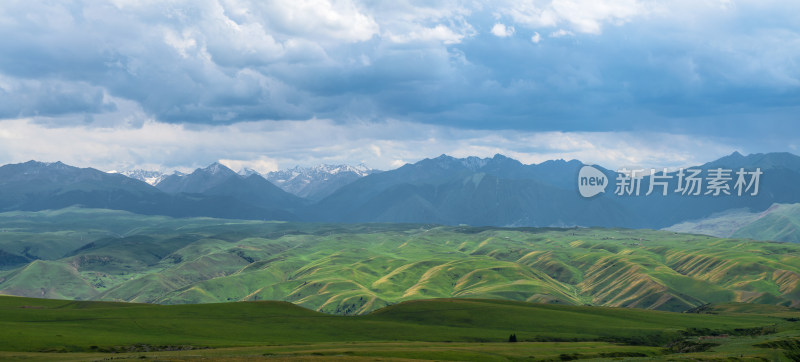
[1,152,799,230]
[0,161,291,221]
[120,163,379,201]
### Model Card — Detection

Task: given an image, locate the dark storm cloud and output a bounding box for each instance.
[0,0,797,143]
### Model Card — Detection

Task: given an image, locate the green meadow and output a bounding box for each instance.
[1,208,800,315]
[0,295,798,360]
[1,208,800,359]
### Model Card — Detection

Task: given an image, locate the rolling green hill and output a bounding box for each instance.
[734,203,800,242]
[665,203,800,243]
[1,208,800,315]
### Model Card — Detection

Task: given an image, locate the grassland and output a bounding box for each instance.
[734,203,800,243]
[2,208,800,360]
[2,208,800,316]
[0,295,798,360]
[664,202,800,242]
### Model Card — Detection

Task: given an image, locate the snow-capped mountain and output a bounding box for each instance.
[156,162,238,194]
[113,170,173,186]
[265,164,378,200]
[3,152,800,228]
[238,168,261,177]
[459,156,490,171]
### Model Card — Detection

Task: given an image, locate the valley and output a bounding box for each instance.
[2,153,800,360]
[2,208,799,315]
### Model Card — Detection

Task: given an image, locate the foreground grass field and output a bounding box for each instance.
[1,295,799,360]
[0,343,662,361]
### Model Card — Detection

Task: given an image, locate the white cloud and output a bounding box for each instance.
[0,117,738,172]
[550,0,646,34]
[369,144,382,157]
[500,0,650,34]
[366,1,476,45]
[1,0,798,159]
[387,24,467,44]
[549,29,573,38]
[162,29,198,59]
[491,23,515,37]
[229,0,379,43]
[219,156,279,174]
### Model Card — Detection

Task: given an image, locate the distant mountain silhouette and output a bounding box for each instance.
[2,152,799,228]
[307,155,630,226]
[157,162,239,194]
[0,161,296,220]
[601,152,800,227]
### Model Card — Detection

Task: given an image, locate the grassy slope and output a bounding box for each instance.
[734,203,800,242]
[1,208,800,315]
[664,202,800,242]
[0,296,789,351]
[1,296,799,361]
[663,208,762,238]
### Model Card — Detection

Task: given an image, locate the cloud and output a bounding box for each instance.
[219,156,279,174]
[0,0,797,158]
[369,144,382,157]
[499,0,649,34]
[386,24,468,44]
[549,29,573,37]
[254,0,379,43]
[0,75,117,119]
[490,23,515,37]
[0,116,750,173]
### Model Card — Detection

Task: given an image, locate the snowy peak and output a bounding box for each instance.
[238,168,260,177]
[459,156,490,171]
[155,162,239,194]
[268,164,374,182]
[304,164,372,177]
[18,160,72,172]
[416,154,460,170]
[420,154,510,172]
[0,161,90,183]
[117,170,167,186]
[112,169,189,186]
[201,162,235,176]
[265,163,378,200]
[115,162,237,191]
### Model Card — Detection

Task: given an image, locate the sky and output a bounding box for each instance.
[0,0,798,173]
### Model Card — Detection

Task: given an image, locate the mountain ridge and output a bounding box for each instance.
[264,163,379,200]
[1,152,799,229]
[0,161,296,221]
